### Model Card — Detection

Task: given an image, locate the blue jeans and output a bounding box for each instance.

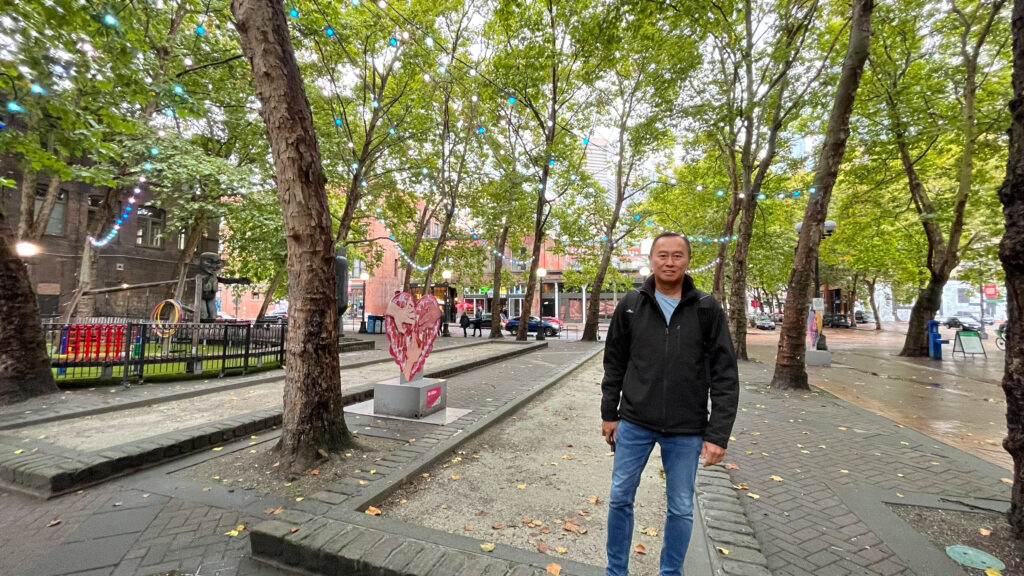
[606,419,703,576]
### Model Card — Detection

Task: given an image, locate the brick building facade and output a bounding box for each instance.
[2,167,219,320]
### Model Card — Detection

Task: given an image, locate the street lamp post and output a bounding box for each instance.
[358,271,369,334]
[441,269,452,337]
[536,268,547,341]
[638,265,651,288]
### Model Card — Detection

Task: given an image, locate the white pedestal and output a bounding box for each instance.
[373,377,446,419]
[806,349,831,366]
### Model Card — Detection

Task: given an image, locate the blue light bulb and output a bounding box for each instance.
[477,126,486,134]
[7,101,24,113]
[326,27,335,37]
[196,25,206,35]
[389,127,396,135]
[30,84,46,95]
[793,190,800,197]
[143,162,153,170]
[582,138,590,145]
[757,194,766,200]
[634,215,641,220]
[173,85,183,94]
[164,109,174,117]
[125,206,132,212]
[103,14,119,26]
[289,8,299,17]
[150,147,158,155]
[508,96,516,104]
[549,159,555,166]
[808,186,816,194]
[716,189,724,197]
[389,37,397,46]
[335,118,342,126]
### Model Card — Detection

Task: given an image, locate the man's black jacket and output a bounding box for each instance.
[601,274,739,449]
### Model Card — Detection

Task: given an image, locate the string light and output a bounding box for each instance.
[689,258,720,274]
[89,152,158,248]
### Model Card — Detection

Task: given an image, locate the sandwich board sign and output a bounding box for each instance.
[952,330,986,358]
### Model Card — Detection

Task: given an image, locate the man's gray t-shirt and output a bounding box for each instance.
[653,290,679,325]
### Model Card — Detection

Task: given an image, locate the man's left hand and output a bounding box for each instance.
[700,442,725,467]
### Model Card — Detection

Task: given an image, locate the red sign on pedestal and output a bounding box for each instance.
[983,284,998,299]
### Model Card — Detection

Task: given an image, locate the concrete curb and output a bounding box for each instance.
[695,466,772,576]
[0,343,545,499]
[248,345,606,576]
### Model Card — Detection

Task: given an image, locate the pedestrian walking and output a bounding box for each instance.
[472,308,483,337]
[459,311,471,337]
[601,231,739,576]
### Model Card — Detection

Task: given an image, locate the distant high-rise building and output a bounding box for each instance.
[583,136,617,200]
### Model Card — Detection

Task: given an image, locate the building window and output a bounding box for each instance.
[34,185,67,236]
[252,293,261,301]
[957,287,973,304]
[394,258,399,277]
[135,206,166,248]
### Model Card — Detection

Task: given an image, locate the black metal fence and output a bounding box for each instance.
[44,322,286,385]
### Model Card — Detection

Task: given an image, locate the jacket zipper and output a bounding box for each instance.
[662,324,669,431]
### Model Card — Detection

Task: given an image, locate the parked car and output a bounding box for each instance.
[943,315,982,331]
[955,311,994,325]
[505,316,560,337]
[755,316,776,330]
[259,310,288,324]
[854,310,874,324]
[542,316,565,328]
[479,312,503,329]
[770,313,784,324]
[823,313,853,328]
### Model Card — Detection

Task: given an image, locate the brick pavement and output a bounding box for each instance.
[0,341,603,576]
[726,362,1009,576]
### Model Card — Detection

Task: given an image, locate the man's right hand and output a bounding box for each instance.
[602,421,618,446]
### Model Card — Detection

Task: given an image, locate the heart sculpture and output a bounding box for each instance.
[384,293,442,382]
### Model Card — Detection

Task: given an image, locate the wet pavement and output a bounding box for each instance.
[746,323,1010,471]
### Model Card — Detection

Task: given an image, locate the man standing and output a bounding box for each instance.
[601,232,739,576]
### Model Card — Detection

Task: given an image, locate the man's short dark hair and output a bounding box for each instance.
[650,232,691,256]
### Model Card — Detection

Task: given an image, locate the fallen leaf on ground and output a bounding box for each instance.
[358,480,369,485]
[634,544,647,555]
[541,526,551,534]
[272,462,280,467]
[224,529,239,537]
[985,569,1003,576]
[522,517,533,524]
[295,497,304,502]
[518,484,527,489]
[769,475,783,482]
[546,562,562,575]
[290,526,299,533]
[733,483,749,490]
[840,470,849,474]
[724,463,739,470]
[142,494,149,498]
[365,506,382,516]
[1002,478,1013,484]
[465,525,474,531]
[113,502,122,507]
[538,542,552,553]
[492,523,503,530]
[212,447,223,451]
[579,510,590,516]
[838,426,847,431]
[588,495,602,504]
[555,546,568,554]
[563,521,585,534]
[747,493,760,500]
[13,449,23,454]
[236,524,245,531]
[645,528,658,536]
[480,542,495,552]
[979,527,992,536]
[451,475,460,480]
[202,487,211,492]
[47,519,62,527]
[716,547,730,555]
[310,470,319,475]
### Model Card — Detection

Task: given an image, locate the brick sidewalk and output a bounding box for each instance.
[0,341,602,576]
[727,362,1009,576]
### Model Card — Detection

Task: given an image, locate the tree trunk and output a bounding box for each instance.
[727,197,756,360]
[16,169,37,241]
[423,207,455,290]
[771,0,874,390]
[0,203,58,404]
[171,216,206,299]
[489,226,509,339]
[232,0,351,472]
[867,277,882,330]
[583,241,615,342]
[713,165,741,307]
[28,175,62,242]
[62,185,119,322]
[998,0,1024,537]
[257,268,284,320]
[402,205,432,293]
[516,162,551,342]
[899,272,946,356]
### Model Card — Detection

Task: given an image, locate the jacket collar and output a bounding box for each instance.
[639,273,699,304]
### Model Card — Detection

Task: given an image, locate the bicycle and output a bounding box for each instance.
[995,324,1006,351]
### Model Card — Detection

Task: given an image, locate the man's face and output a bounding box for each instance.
[649,236,690,283]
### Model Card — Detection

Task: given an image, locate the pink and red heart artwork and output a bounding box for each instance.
[384,292,442,381]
